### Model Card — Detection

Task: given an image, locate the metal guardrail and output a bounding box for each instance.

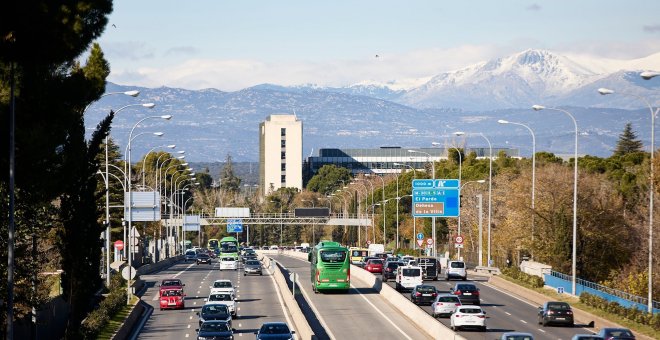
[549,270,660,310]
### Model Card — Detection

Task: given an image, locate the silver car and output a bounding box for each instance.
[244,259,263,276]
[431,294,462,317]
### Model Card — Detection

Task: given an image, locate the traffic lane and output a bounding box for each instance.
[137,258,287,339]
[234,258,291,336]
[384,275,594,340]
[273,254,433,340]
[138,260,210,340]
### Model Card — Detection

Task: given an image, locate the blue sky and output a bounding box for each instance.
[96,0,660,91]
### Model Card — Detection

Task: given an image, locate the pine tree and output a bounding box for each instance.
[220,154,241,192]
[613,122,643,156]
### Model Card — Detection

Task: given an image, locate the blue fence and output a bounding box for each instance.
[543,271,660,314]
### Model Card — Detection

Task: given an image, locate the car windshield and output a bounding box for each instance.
[203,304,229,315]
[547,302,571,310]
[162,280,181,286]
[246,260,260,265]
[459,308,483,314]
[260,324,290,334]
[320,250,346,263]
[402,268,421,276]
[200,322,230,332]
[450,262,465,268]
[209,294,232,301]
[198,254,209,258]
[437,296,460,303]
[213,281,232,288]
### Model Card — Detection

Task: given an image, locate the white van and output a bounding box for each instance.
[395,265,423,292]
[219,257,238,271]
[445,260,467,281]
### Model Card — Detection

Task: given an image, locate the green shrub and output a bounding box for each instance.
[580,292,660,331]
[80,273,129,339]
[501,266,544,288]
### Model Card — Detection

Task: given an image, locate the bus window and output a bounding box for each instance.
[320,250,347,263]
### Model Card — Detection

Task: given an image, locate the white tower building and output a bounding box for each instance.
[259,114,303,196]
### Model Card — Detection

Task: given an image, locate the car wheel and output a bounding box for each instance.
[260,272,263,276]
[542,319,548,327]
[383,277,387,282]
[445,276,449,281]
[244,273,247,276]
[538,317,542,325]
[462,276,467,281]
[480,326,487,332]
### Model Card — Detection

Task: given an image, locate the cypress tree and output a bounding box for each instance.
[613,122,643,156]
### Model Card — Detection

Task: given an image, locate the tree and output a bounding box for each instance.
[306,165,351,194]
[220,154,241,192]
[613,122,643,157]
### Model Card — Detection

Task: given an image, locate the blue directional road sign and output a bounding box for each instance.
[416,233,424,240]
[227,218,243,233]
[412,179,460,217]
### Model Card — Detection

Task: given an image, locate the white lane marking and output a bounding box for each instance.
[185,334,189,338]
[193,302,197,305]
[538,329,546,333]
[189,316,193,320]
[199,286,202,289]
[349,283,414,340]
[505,312,511,316]
[520,320,528,324]
[152,295,159,301]
[187,324,191,328]
[239,323,242,327]
[174,263,196,278]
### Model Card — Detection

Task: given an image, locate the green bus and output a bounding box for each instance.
[208,238,219,250]
[219,236,239,259]
[309,241,350,293]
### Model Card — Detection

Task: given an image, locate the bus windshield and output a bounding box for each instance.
[320,250,347,263]
[221,242,238,253]
[208,239,219,249]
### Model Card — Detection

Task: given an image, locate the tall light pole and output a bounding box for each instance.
[458,180,486,259]
[366,174,387,245]
[598,85,657,312]
[408,149,436,256]
[392,163,405,249]
[454,132,492,266]
[126,114,172,303]
[533,105,578,296]
[498,119,537,259]
[358,178,376,243]
[141,144,176,189]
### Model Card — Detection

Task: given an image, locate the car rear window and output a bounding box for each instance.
[320,250,347,263]
[369,259,383,265]
[459,308,483,314]
[547,302,571,310]
[438,296,460,303]
[213,281,232,288]
[209,293,232,301]
[247,260,260,265]
[221,257,235,261]
[457,284,477,291]
[388,262,402,268]
[417,286,436,293]
[402,268,421,276]
[450,261,465,268]
[203,304,229,314]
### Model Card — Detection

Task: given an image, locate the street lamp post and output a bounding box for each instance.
[358,178,376,243]
[366,174,387,245]
[533,105,578,296]
[454,132,492,266]
[599,85,657,312]
[498,119,536,259]
[141,144,176,189]
[459,180,486,259]
[126,114,172,303]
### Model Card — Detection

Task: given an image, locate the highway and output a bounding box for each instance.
[137,258,291,339]
[381,271,597,340]
[271,254,433,340]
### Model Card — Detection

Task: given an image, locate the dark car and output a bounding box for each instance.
[450,283,480,305]
[382,261,403,282]
[596,328,636,340]
[185,250,197,262]
[255,322,295,340]
[410,284,438,305]
[244,259,263,276]
[537,301,574,327]
[571,335,604,340]
[197,303,232,327]
[196,320,234,340]
[196,253,211,265]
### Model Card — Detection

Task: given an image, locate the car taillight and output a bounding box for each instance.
[415,292,422,296]
[548,310,555,315]
[316,269,320,283]
[478,315,486,319]
[347,267,350,282]
[473,291,479,296]
[455,290,461,295]
[567,310,573,315]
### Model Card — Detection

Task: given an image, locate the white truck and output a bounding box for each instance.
[368,243,385,256]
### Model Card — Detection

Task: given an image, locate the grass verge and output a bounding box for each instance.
[96,295,140,340]
[499,274,660,339]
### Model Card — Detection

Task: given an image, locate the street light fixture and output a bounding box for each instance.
[498,119,537,259]
[407,150,437,256]
[533,104,578,296]
[599,85,658,312]
[641,71,660,80]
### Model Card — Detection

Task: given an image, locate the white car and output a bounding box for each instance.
[219,257,238,270]
[450,305,487,331]
[206,292,236,315]
[209,279,235,298]
[431,294,462,318]
[395,265,423,292]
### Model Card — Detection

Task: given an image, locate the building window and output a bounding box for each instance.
[281,151,286,159]
[281,140,286,147]
[281,175,286,183]
[281,163,286,171]
[281,128,286,136]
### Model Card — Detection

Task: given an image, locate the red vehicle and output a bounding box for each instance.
[364,259,384,274]
[159,288,185,310]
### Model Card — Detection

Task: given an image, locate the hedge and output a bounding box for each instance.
[580,292,660,330]
[80,274,128,339]
[501,266,545,288]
